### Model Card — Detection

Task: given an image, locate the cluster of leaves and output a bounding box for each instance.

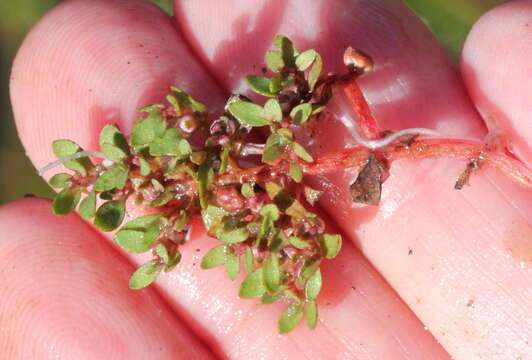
[47,35,343,333]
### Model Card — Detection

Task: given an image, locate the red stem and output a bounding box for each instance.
[302,138,532,189]
[342,79,381,140]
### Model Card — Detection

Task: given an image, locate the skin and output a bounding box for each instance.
[4,0,531,358]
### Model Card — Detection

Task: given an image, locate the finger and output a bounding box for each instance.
[0,198,214,359]
[9,1,451,359]
[174,0,485,137]
[175,1,532,359]
[11,0,224,178]
[461,0,532,167]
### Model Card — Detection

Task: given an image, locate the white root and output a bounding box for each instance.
[38,150,108,176]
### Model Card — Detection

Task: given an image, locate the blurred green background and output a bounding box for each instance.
[0,0,508,204]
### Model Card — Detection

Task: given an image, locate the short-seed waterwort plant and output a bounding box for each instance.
[41,35,532,334]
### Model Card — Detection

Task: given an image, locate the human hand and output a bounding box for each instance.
[4,0,531,359]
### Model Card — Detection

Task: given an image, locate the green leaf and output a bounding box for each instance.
[320,233,342,259]
[94,166,129,192]
[239,268,266,298]
[170,86,207,113]
[200,245,228,269]
[130,104,166,148]
[94,199,126,231]
[263,253,280,293]
[306,300,318,330]
[265,50,284,73]
[289,162,303,183]
[279,304,303,334]
[308,53,322,91]
[219,144,230,174]
[216,227,249,244]
[129,260,163,290]
[228,101,269,127]
[201,205,227,232]
[52,187,81,216]
[289,236,311,249]
[79,190,96,219]
[305,269,322,300]
[260,204,280,221]
[299,259,320,283]
[99,125,129,162]
[245,75,277,97]
[151,179,164,192]
[269,230,285,253]
[274,35,298,67]
[149,190,176,208]
[264,99,282,123]
[261,292,282,304]
[115,214,163,253]
[262,134,288,163]
[197,161,214,209]
[139,157,151,176]
[269,76,282,94]
[226,252,240,280]
[149,128,191,159]
[295,49,316,71]
[241,183,255,198]
[290,103,312,125]
[155,244,169,263]
[52,139,93,176]
[164,251,182,272]
[49,173,72,188]
[292,142,313,162]
[245,247,254,274]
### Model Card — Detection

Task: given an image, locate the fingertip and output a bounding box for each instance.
[10,0,223,180]
[461,0,532,166]
[0,198,214,359]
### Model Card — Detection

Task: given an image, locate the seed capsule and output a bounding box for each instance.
[216,186,245,213]
[343,47,374,74]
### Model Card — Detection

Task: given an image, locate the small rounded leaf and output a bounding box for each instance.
[200,245,228,269]
[263,253,281,293]
[52,139,93,176]
[290,103,312,125]
[216,227,249,244]
[49,173,72,188]
[320,233,342,259]
[78,190,96,219]
[289,162,303,183]
[305,269,322,300]
[94,199,126,231]
[155,244,169,263]
[292,142,314,162]
[265,50,284,72]
[295,49,316,71]
[52,187,81,216]
[239,268,266,298]
[306,300,318,330]
[99,124,130,162]
[114,214,162,253]
[264,99,282,123]
[279,304,303,334]
[226,252,240,280]
[129,260,163,290]
[289,236,311,249]
[245,75,277,97]
[228,101,269,127]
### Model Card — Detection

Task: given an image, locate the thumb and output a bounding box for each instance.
[461,0,532,167]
